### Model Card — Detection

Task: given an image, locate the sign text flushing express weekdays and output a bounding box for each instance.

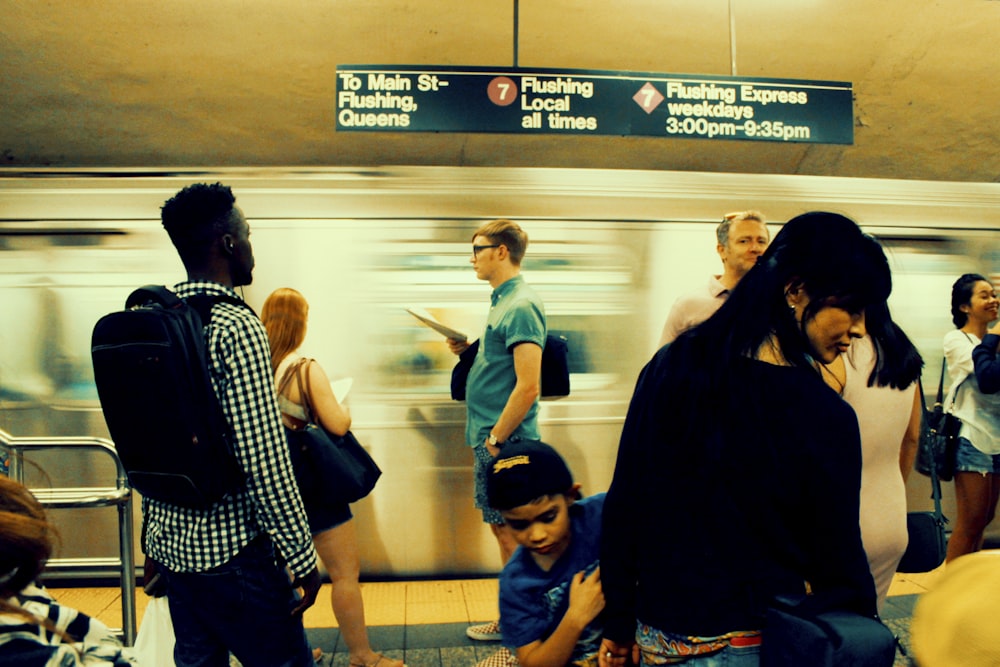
[335,66,854,145]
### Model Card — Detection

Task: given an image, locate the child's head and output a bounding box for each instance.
[487,440,576,510]
[487,441,581,564]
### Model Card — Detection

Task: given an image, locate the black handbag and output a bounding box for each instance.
[899,511,947,573]
[450,334,570,401]
[762,596,896,667]
[916,360,961,482]
[280,359,381,505]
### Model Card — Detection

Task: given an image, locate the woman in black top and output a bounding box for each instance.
[599,212,890,667]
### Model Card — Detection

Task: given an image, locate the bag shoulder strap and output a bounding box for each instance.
[944,339,980,410]
[918,374,945,518]
[935,357,947,404]
[293,358,318,424]
[186,292,255,324]
[276,358,308,396]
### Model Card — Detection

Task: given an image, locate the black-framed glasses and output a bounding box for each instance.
[472,244,500,257]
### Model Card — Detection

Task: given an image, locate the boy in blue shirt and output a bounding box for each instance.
[487,441,605,667]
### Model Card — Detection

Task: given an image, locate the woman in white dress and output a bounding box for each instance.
[839,301,923,611]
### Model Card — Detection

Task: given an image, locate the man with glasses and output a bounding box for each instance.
[447,219,546,667]
[657,210,769,348]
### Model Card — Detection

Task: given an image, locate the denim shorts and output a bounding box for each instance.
[473,444,504,525]
[305,499,352,535]
[954,437,1000,475]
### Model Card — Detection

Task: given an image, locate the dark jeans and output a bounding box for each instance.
[165,535,313,667]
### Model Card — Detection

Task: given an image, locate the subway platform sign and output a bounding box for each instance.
[336,65,853,144]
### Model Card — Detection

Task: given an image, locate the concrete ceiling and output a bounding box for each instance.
[1,0,998,183]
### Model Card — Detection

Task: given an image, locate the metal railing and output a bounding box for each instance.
[0,428,136,645]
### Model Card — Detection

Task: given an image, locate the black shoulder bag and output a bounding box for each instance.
[279,359,381,506]
[915,359,961,482]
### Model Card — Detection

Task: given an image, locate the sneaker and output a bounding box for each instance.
[474,647,517,667]
[466,620,503,641]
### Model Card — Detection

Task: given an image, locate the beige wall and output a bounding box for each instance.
[2,0,998,182]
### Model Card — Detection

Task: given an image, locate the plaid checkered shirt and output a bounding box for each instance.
[142,281,317,578]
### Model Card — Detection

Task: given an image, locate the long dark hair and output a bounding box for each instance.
[863,300,923,389]
[669,211,892,400]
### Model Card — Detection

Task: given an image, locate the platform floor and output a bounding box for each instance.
[48,569,943,667]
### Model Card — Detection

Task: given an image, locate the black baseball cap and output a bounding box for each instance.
[487,440,574,510]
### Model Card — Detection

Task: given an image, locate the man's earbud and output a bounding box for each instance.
[225,239,235,252]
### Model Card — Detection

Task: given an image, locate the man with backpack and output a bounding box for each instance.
[145,183,320,667]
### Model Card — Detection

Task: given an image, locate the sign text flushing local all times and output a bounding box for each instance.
[335,65,853,144]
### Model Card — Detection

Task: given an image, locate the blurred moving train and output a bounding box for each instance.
[1,166,999,580]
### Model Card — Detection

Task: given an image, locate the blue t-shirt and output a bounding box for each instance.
[498,493,605,666]
[465,275,546,446]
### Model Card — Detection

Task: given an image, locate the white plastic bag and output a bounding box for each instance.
[132,596,176,667]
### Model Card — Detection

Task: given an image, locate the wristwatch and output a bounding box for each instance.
[487,433,500,447]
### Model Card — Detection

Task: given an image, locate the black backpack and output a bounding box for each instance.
[91,285,248,508]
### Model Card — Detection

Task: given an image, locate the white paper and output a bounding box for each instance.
[330,377,353,403]
[406,307,468,341]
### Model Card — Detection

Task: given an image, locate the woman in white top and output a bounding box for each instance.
[262,287,404,667]
[943,273,1000,562]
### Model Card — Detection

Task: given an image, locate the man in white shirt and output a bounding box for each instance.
[657,211,769,348]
